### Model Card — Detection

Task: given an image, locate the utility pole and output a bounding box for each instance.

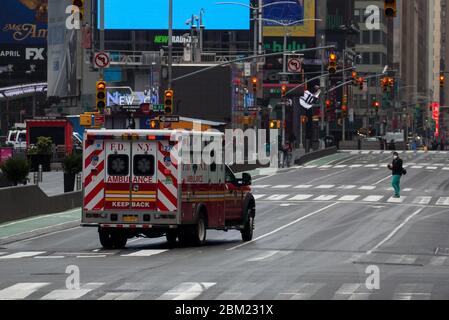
[281,25,288,147]
[342,47,346,142]
[99,0,105,79]
[168,0,173,90]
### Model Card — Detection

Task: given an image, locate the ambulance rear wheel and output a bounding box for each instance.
[241,209,255,242]
[113,231,127,249]
[99,228,114,249]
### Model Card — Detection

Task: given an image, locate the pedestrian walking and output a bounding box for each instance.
[388,152,406,198]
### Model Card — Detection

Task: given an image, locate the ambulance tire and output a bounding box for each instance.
[99,228,127,249]
[241,208,255,242]
[191,214,207,246]
[113,231,128,249]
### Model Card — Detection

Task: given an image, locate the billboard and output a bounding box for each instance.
[100,0,250,30]
[0,0,47,45]
[263,0,316,37]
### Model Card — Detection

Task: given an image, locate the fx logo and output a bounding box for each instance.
[26,48,45,61]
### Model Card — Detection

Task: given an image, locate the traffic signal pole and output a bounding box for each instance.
[99,0,105,78]
[168,0,173,90]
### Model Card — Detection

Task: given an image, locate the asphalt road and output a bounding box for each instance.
[2,150,449,300]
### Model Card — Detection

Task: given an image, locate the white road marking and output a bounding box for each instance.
[436,197,449,206]
[443,167,449,171]
[253,194,266,200]
[34,256,65,259]
[0,251,46,259]
[277,283,325,300]
[364,164,378,168]
[332,283,369,300]
[288,194,314,201]
[313,195,338,201]
[265,194,289,201]
[413,197,432,205]
[121,250,168,257]
[374,176,391,185]
[411,166,423,169]
[304,165,317,169]
[359,186,376,190]
[387,196,407,203]
[41,283,104,300]
[319,165,333,168]
[294,185,313,189]
[362,195,384,202]
[0,252,8,256]
[271,185,292,189]
[98,292,142,300]
[315,185,335,189]
[349,165,363,168]
[426,167,438,170]
[403,188,413,192]
[338,185,357,189]
[228,203,339,250]
[0,283,50,300]
[393,284,432,300]
[251,185,271,189]
[339,195,360,201]
[386,255,417,264]
[334,165,347,168]
[246,250,280,262]
[76,255,107,258]
[156,282,216,300]
[366,208,424,255]
[429,256,447,266]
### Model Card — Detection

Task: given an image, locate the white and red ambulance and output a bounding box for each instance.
[81,129,255,248]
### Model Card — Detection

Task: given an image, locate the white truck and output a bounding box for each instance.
[81,129,256,248]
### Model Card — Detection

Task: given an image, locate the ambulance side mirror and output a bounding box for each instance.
[241,173,252,186]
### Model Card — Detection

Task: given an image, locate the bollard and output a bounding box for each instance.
[38,164,43,182]
[33,171,39,186]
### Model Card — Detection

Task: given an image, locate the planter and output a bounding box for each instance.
[64,173,76,193]
[29,154,52,172]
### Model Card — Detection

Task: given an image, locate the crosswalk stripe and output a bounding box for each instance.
[288,194,313,201]
[426,167,438,170]
[443,167,449,171]
[277,283,325,300]
[332,283,370,300]
[319,165,333,168]
[412,166,423,169]
[253,194,266,200]
[386,255,417,264]
[156,282,216,300]
[362,195,384,202]
[271,185,292,189]
[403,188,413,192]
[359,186,376,190]
[387,196,407,203]
[334,165,347,168]
[121,250,168,257]
[338,185,357,189]
[436,197,449,206]
[364,164,378,168]
[349,165,363,168]
[413,197,432,205]
[0,283,50,300]
[41,283,104,300]
[266,194,289,201]
[294,185,313,189]
[338,195,360,201]
[429,256,447,266]
[313,195,338,201]
[98,292,142,300]
[393,284,432,300]
[0,251,46,259]
[315,185,335,189]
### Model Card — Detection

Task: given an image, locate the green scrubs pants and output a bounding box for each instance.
[392,175,401,197]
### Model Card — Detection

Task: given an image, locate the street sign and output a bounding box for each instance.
[94,52,110,69]
[121,105,141,112]
[287,58,302,73]
[152,104,165,112]
[244,62,251,77]
[158,115,180,122]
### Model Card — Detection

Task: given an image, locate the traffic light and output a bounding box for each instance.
[269,120,281,129]
[358,77,364,90]
[281,84,287,98]
[372,101,380,109]
[341,105,348,118]
[384,0,397,18]
[325,99,331,113]
[96,80,107,113]
[251,77,258,92]
[388,77,394,88]
[380,77,388,92]
[328,52,337,74]
[150,119,159,129]
[440,74,445,88]
[164,89,174,115]
[72,0,85,21]
[351,71,358,85]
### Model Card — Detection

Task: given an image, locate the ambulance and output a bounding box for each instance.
[81,129,256,248]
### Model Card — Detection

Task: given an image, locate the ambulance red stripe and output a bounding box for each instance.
[84,160,104,187]
[157,181,178,208]
[84,180,105,207]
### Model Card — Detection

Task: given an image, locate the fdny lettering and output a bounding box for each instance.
[132,202,151,208]
[107,176,130,183]
[132,176,153,183]
[186,175,203,183]
[136,143,150,152]
[110,143,126,151]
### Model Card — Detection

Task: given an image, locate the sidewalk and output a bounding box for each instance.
[28,171,81,196]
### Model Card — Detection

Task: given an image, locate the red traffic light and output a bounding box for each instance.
[329,52,337,62]
[373,101,380,108]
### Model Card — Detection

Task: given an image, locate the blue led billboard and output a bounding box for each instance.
[100,0,250,30]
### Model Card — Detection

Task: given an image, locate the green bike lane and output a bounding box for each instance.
[0,208,81,242]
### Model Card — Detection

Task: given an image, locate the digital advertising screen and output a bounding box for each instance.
[100,0,250,30]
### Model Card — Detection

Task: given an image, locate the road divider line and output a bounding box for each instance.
[374,175,391,185]
[228,202,339,251]
[366,208,424,255]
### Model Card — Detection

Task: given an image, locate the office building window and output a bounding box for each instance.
[372,53,381,65]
